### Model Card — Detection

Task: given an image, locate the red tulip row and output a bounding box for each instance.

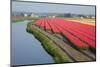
[33,18,96,48]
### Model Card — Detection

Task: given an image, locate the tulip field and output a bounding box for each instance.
[33,18,96,50]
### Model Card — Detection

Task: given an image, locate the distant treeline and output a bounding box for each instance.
[12,12,95,18]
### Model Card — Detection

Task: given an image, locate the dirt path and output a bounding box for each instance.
[32,24,95,62]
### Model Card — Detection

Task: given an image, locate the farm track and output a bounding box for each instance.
[32,24,95,62]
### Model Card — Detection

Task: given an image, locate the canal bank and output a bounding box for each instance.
[27,22,73,63]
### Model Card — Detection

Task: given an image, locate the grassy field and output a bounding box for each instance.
[11,16,39,22]
[26,22,73,63]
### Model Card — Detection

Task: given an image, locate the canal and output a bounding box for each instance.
[11,20,54,65]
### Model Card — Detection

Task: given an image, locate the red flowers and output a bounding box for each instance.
[33,18,96,48]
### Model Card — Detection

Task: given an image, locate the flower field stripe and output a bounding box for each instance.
[45,20,88,48]
[33,18,96,48]
[64,20,95,36]
[44,19,51,29]
[65,23,95,36]
[53,19,95,48]
[62,30,89,47]
[33,19,42,25]
[56,19,95,42]
[64,20,95,31]
[55,19,95,41]
[46,18,60,33]
[49,18,89,48]
[39,19,45,27]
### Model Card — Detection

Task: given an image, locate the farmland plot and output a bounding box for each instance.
[32,18,96,61]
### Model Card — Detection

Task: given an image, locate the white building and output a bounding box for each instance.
[24,13,28,17]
